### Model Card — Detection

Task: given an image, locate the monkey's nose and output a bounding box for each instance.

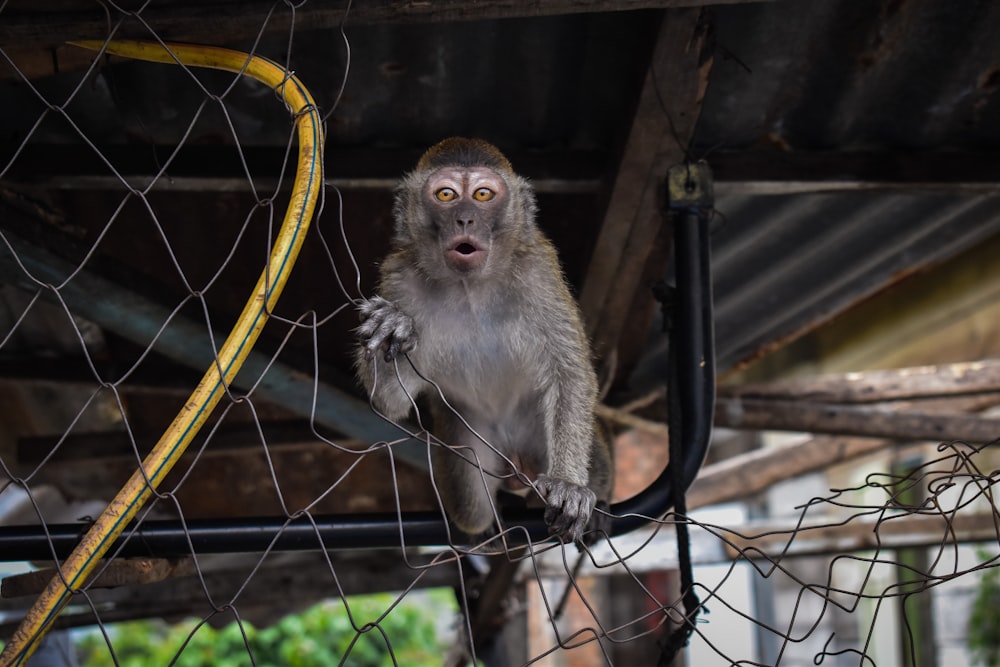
[457,218,474,228]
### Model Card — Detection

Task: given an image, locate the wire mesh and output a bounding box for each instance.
[0,4,998,667]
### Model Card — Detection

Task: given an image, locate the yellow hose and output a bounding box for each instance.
[1,41,323,666]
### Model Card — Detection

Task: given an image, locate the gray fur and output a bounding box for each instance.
[356,138,612,544]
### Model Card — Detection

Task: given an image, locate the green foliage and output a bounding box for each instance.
[76,590,455,667]
[968,550,1000,667]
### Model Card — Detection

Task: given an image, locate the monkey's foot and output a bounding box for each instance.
[536,475,597,544]
[357,296,416,362]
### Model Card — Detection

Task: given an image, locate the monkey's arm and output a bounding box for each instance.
[532,270,602,542]
[536,377,599,541]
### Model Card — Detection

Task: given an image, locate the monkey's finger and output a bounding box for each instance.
[384,334,417,362]
[357,305,395,340]
[357,295,389,319]
[539,478,595,543]
[363,326,393,359]
[362,313,408,359]
[546,497,586,542]
[384,339,401,363]
[381,317,416,361]
[357,297,402,340]
[357,313,390,349]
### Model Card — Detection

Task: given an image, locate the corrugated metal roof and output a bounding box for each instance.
[2,0,1000,389]
[697,0,1000,152]
[631,190,1000,388]
[626,0,1000,384]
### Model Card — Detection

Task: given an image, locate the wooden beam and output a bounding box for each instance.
[579,8,714,368]
[719,359,1000,404]
[5,144,605,194]
[0,214,420,464]
[607,400,1000,509]
[13,143,1000,197]
[2,558,196,598]
[0,2,771,48]
[711,150,1000,196]
[0,551,459,630]
[721,511,1000,560]
[687,435,894,510]
[30,439,440,518]
[17,420,324,465]
[715,397,1000,444]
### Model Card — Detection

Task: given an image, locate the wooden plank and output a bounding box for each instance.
[0,551,459,630]
[715,397,1000,444]
[579,8,714,368]
[2,558,196,598]
[719,359,1000,404]
[0,217,417,461]
[712,150,1000,195]
[720,511,1000,560]
[687,435,894,510]
[18,420,324,465]
[0,1,772,48]
[31,440,440,519]
[16,144,1000,196]
[5,144,605,193]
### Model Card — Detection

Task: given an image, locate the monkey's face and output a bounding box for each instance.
[421,167,510,276]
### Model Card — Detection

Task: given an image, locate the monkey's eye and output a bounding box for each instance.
[435,188,457,202]
[473,188,495,202]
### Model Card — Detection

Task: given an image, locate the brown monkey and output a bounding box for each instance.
[356,137,612,544]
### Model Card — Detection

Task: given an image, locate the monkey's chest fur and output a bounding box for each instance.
[408,285,547,462]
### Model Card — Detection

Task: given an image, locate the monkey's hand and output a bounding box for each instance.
[535,475,597,544]
[358,296,417,362]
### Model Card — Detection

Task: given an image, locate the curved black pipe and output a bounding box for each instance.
[611,203,715,531]
[0,192,715,561]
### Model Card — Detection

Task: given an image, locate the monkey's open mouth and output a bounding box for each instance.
[446,237,487,271]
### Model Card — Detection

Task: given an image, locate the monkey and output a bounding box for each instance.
[355,137,612,545]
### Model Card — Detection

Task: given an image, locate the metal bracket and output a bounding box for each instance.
[667,161,714,211]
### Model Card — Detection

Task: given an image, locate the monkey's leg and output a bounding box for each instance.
[431,426,505,540]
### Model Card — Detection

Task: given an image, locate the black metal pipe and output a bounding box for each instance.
[0,179,715,561]
[609,199,716,531]
[0,512,454,561]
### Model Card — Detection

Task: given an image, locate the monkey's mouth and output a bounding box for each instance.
[445,237,487,272]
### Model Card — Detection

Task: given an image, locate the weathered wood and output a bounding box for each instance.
[17,420,324,465]
[0,1,771,48]
[4,143,605,193]
[2,558,196,598]
[0,551,460,631]
[711,150,1000,195]
[0,217,419,465]
[14,144,1000,196]
[687,435,894,510]
[580,8,714,368]
[31,440,440,518]
[719,359,1000,404]
[720,511,1000,560]
[715,397,1000,444]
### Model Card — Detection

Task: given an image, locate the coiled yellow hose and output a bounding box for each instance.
[1,40,323,666]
